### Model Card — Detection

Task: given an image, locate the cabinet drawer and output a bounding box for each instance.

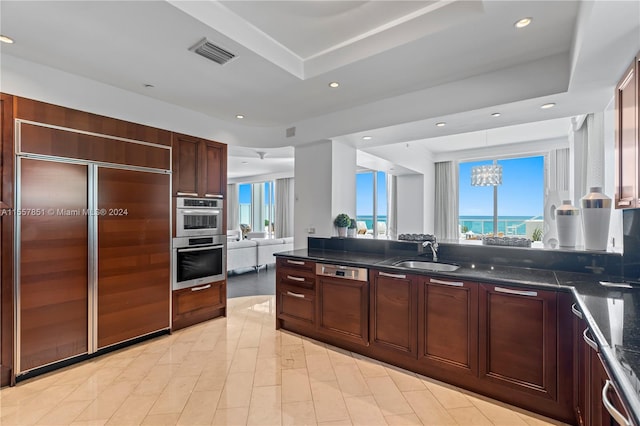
[277,257,315,272]
[277,284,315,325]
[278,268,316,289]
[173,280,225,317]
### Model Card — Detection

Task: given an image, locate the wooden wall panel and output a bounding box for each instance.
[1,93,14,386]
[14,97,171,147]
[97,168,170,348]
[19,159,88,372]
[20,123,170,170]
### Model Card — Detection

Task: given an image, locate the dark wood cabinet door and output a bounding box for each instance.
[0,93,13,210]
[203,141,226,198]
[0,93,14,386]
[615,57,639,209]
[277,283,315,327]
[418,276,478,376]
[573,306,591,426]
[172,134,200,197]
[479,284,557,400]
[172,280,226,331]
[591,352,632,426]
[370,270,417,357]
[97,168,170,348]
[317,276,368,346]
[19,159,88,372]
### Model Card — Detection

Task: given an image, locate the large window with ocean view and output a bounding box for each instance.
[459,156,544,240]
[356,171,387,237]
[238,181,275,237]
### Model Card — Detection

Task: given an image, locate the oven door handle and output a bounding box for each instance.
[179,209,221,215]
[177,244,224,253]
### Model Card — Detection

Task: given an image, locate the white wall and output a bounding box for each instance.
[423,161,436,234]
[331,141,357,220]
[604,97,623,250]
[397,174,424,234]
[293,140,357,248]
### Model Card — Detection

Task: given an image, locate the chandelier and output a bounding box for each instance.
[471,164,503,186]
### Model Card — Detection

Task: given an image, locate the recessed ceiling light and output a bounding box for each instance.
[236,114,245,119]
[514,17,532,29]
[491,112,501,117]
[143,83,154,88]
[436,122,446,127]
[362,136,372,140]
[241,161,248,164]
[0,35,14,44]
[328,82,340,88]
[540,102,556,109]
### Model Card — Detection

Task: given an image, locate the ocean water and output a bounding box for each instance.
[355,215,539,236]
[459,215,539,235]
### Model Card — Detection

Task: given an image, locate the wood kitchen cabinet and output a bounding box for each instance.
[19,159,89,372]
[0,93,14,387]
[479,284,558,401]
[172,133,226,198]
[615,53,640,209]
[572,303,591,426]
[97,168,170,348]
[172,280,226,331]
[276,258,316,331]
[369,269,418,358]
[576,313,633,426]
[317,267,369,347]
[418,276,479,377]
[0,93,13,210]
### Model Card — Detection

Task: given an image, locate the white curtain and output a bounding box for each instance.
[386,175,397,240]
[434,161,459,241]
[276,178,294,238]
[251,183,264,233]
[549,148,570,193]
[227,183,239,232]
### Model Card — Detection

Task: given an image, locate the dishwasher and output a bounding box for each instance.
[315,263,370,346]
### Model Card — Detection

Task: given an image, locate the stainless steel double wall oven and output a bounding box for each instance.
[173,197,226,290]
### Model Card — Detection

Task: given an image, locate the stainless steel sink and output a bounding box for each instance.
[393,260,460,272]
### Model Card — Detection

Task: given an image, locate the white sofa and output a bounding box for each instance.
[227,236,293,273]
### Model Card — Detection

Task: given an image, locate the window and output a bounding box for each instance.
[356,170,387,237]
[238,181,276,237]
[459,156,544,239]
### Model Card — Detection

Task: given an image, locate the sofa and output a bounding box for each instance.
[227,235,293,273]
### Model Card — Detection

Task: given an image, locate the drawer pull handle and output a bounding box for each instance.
[618,200,632,206]
[176,192,198,196]
[583,328,598,351]
[494,287,537,297]
[430,278,463,287]
[204,194,223,198]
[571,303,583,319]
[602,380,631,426]
[379,272,406,279]
[191,284,212,292]
[287,260,306,266]
[287,275,305,282]
[286,291,305,299]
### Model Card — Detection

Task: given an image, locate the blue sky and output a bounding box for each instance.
[356,171,387,216]
[459,156,544,217]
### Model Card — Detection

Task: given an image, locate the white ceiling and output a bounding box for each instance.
[1,1,639,179]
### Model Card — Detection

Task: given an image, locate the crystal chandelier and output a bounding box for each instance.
[471,164,503,186]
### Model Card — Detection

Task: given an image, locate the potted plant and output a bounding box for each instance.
[347,218,357,237]
[333,213,351,237]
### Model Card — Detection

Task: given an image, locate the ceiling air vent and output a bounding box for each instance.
[189,38,236,65]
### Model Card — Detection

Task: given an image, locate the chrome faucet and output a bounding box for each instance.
[422,240,439,262]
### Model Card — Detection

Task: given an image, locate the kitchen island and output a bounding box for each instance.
[275,237,639,426]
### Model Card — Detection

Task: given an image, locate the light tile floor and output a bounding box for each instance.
[0,295,568,425]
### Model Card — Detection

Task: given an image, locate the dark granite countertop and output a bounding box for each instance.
[275,248,640,424]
